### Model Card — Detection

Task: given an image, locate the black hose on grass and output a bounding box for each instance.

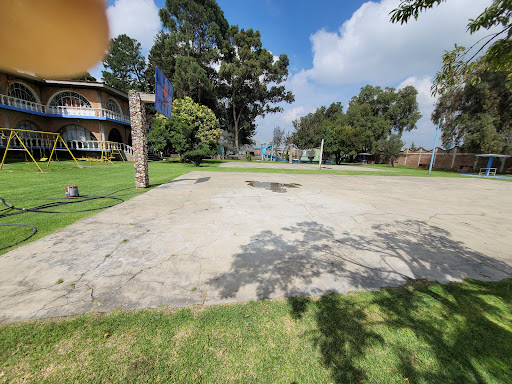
[0,188,131,251]
[0,196,124,216]
[0,224,37,251]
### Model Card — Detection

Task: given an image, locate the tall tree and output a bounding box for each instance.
[145,0,229,109]
[158,0,228,65]
[346,85,421,152]
[272,126,286,147]
[218,26,294,151]
[323,125,362,165]
[390,0,512,95]
[172,56,211,103]
[145,31,176,92]
[432,61,512,154]
[379,134,405,167]
[291,106,328,150]
[102,34,146,92]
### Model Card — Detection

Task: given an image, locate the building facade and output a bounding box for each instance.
[0,71,132,157]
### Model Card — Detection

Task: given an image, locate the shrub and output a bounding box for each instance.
[181,145,212,166]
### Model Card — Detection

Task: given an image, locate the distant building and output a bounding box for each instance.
[0,71,132,157]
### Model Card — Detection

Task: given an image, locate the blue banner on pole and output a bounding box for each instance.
[155,66,173,119]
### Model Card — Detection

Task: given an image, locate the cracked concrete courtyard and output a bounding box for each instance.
[1,171,511,323]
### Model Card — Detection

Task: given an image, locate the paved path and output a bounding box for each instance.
[1,172,511,323]
[219,161,393,171]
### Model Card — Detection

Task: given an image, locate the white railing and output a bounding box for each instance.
[65,140,134,155]
[0,134,134,156]
[0,134,56,149]
[0,94,131,124]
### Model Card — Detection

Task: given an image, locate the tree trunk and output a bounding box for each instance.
[233,102,239,153]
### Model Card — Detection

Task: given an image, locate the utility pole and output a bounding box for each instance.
[319,139,324,170]
[428,119,442,175]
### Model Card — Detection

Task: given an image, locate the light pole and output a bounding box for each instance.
[428,118,443,175]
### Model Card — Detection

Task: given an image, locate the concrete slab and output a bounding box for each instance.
[1,172,511,323]
[219,161,393,171]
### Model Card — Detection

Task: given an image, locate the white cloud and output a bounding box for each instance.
[257,0,496,147]
[106,0,160,50]
[398,76,439,148]
[306,0,495,85]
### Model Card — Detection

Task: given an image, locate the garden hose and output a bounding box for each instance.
[0,224,37,251]
[0,187,133,251]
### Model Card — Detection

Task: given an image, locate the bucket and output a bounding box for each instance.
[65,185,79,198]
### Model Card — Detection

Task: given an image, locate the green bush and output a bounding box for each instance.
[245,153,253,161]
[181,145,212,166]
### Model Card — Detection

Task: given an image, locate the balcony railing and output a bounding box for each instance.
[0,94,131,124]
[0,135,134,156]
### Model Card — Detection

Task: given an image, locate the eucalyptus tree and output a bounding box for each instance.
[218,26,294,151]
[102,34,146,92]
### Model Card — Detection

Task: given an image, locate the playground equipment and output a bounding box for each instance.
[0,128,80,172]
[261,145,282,161]
[100,141,126,164]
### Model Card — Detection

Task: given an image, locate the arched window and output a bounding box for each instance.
[49,91,91,108]
[60,125,96,141]
[15,120,39,139]
[108,128,122,143]
[106,99,121,114]
[9,83,39,103]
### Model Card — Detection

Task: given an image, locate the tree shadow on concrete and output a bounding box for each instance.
[208,220,512,383]
[208,220,511,301]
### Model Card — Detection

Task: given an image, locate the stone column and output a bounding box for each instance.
[128,90,149,188]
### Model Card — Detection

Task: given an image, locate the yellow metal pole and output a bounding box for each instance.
[47,135,59,167]
[56,135,81,168]
[0,131,14,170]
[13,131,43,172]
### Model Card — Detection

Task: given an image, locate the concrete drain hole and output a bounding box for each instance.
[245,181,301,193]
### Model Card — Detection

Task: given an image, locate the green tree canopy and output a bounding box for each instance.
[292,103,345,149]
[379,134,405,167]
[145,0,228,110]
[102,34,146,92]
[218,25,294,151]
[292,87,419,163]
[147,97,221,164]
[390,0,512,95]
[432,62,512,154]
[346,85,421,152]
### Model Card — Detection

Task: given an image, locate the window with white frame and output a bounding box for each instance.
[61,125,96,141]
[8,83,39,103]
[106,98,121,115]
[49,91,91,108]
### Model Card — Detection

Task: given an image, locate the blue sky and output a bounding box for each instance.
[98,0,494,148]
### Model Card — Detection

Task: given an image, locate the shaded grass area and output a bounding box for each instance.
[0,278,510,383]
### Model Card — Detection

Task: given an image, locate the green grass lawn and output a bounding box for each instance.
[0,278,510,383]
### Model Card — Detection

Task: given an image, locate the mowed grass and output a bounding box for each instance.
[0,278,511,383]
